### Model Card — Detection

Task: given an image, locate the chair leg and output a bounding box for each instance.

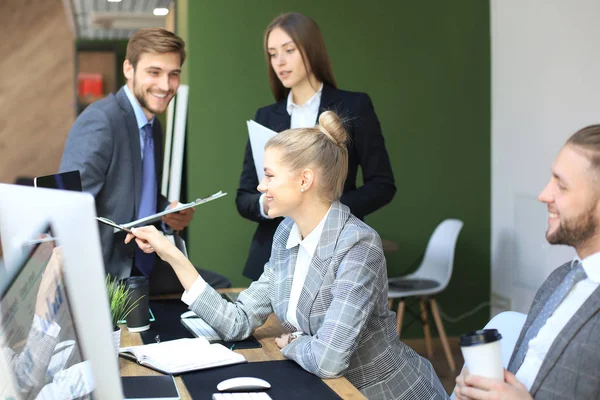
[430,298,456,372]
[388,298,393,310]
[419,297,433,358]
[396,299,405,336]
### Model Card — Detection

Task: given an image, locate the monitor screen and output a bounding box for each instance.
[0,225,95,399]
[34,171,82,192]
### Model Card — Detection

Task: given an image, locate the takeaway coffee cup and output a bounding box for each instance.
[125,276,150,332]
[459,329,504,381]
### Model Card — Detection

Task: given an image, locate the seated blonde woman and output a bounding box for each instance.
[126,111,447,400]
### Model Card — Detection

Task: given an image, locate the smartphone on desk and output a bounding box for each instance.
[121,375,180,400]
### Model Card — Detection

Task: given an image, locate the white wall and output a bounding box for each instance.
[491,0,600,314]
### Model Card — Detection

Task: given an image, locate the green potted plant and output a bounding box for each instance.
[105,275,143,351]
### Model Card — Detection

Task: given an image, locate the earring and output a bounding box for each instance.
[300,187,305,193]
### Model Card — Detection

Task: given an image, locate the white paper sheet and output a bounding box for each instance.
[247,120,277,182]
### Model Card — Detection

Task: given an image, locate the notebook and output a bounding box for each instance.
[119,337,246,375]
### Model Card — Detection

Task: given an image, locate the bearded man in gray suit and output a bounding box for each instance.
[456,125,600,399]
[60,28,229,293]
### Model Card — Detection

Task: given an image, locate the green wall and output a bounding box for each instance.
[185,0,490,337]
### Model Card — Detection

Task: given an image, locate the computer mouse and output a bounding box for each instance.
[180,310,198,319]
[216,377,271,392]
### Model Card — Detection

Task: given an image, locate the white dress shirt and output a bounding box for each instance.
[516,253,600,390]
[286,83,323,130]
[285,205,330,331]
[181,274,207,306]
[258,84,324,219]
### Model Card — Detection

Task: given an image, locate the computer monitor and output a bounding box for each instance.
[33,170,82,192]
[0,223,97,398]
[0,183,123,399]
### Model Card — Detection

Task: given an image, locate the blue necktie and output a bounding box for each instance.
[135,123,157,278]
[510,260,586,372]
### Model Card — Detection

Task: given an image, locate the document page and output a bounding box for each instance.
[247,120,277,182]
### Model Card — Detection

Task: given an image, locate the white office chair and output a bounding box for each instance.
[449,311,527,399]
[481,311,527,368]
[387,218,464,371]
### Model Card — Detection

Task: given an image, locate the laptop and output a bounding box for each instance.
[34,170,83,192]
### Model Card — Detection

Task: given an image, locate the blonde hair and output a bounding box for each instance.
[266,111,348,202]
[126,28,186,69]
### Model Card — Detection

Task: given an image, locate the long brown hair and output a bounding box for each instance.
[264,12,337,103]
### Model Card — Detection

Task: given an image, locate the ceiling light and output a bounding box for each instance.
[153,8,169,16]
[107,0,122,3]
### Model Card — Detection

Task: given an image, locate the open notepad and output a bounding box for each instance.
[119,337,246,375]
[97,191,227,232]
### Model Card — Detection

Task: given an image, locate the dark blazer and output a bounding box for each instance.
[60,87,170,279]
[236,84,396,280]
[508,261,600,399]
[190,202,446,399]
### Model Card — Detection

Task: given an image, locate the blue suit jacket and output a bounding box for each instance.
[190,202,446,399]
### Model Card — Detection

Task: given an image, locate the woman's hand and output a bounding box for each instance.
[124,226,176,263]
[275,333,291,349]
[125,226,200,290]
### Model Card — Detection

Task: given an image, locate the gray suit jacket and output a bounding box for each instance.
[508,261,600,399]
[60,88,169,278]
[190,202,447,400]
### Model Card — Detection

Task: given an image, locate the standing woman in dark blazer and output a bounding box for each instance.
[237,12,396,280]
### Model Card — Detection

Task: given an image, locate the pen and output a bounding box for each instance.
[229,344,235,351]
[155,335,161,344]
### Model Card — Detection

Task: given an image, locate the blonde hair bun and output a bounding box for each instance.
[318,111,347,146]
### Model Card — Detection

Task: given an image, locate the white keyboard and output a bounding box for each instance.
[212,392,272,400]
[181,317,221,341]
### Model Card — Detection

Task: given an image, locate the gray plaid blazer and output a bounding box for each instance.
[508,261,600,399]
[190,202,447,399]
[3,323,58,398]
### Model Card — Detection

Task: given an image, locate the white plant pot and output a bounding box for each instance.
[112,327,121,353]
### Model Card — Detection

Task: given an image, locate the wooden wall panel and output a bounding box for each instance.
[0,0,75,184]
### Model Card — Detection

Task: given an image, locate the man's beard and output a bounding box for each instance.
[547,204,598,248]
[133,76,170,115]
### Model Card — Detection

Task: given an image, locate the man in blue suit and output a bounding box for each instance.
[60,28,229,293]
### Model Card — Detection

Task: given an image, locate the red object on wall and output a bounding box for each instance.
[77,73,103,98]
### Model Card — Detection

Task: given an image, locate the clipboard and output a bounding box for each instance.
[96,191,227,232]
